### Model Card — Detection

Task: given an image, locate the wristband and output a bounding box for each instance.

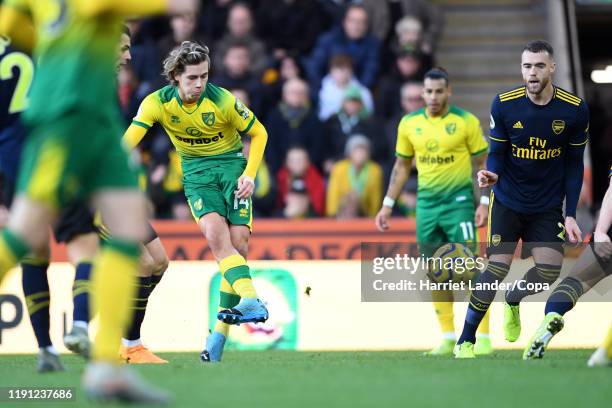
[480,195,490,206]
[383,196,395,208]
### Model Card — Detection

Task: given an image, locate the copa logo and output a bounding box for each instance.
[186,127,203,137]
[0,295,23,344]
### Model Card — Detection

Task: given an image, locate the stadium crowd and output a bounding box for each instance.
[118,0,443,219]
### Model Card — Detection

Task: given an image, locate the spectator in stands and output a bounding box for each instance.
[385,81,424,156]
[358,0,391,41]
[157,13,208,64]
[125,20,162,96]
[265,78,324,173]
[395,0,444,54]
[242,137,276,218]
[199,0,233,42]
[255,0,328,57]
[306,4,380,89]
[212,41,262,114]
[318,53,373,121]
[376,48,428,120]
[326,135,383,218]
[214,2,268,75]
[392,16,434,69]
[260,54,306,117]
[276,146,326,218]
[323,86,386,173]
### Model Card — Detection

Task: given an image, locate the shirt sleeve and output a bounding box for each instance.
[489,95,508,143]
[466,114,488,156]
[225,91,257,135]
[569,101,589,147]
[131,93,160,130]
[395,117,414,159]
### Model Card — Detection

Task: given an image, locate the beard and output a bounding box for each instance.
[526,77,548,95]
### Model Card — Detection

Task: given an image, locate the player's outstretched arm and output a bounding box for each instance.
[375,157,412,231]
[123,124,148,151]
[237,120,268,199]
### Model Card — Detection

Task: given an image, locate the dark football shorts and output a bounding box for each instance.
[53,200,98,243]
[486,193,565,256]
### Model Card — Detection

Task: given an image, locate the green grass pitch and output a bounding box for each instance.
[1,350,610,407]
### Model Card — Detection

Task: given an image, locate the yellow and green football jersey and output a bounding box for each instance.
[132,83,255,163]
[3,0,165,122]
[396,106,488,202]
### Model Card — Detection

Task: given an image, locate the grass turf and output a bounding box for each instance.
[0,350,610,407]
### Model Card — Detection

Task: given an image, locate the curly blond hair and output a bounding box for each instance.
[162,41,211,86]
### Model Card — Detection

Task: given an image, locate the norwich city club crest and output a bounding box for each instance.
[552,120,565,135]
[445,122,456,135]
[202,112,215,126]
[193,198,203,211]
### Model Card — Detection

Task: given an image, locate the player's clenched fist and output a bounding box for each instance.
[375,206,392,232]
[236,175,255,199]
[477,170,498,188]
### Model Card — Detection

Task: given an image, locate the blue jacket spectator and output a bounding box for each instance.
[265,78,324,173]
[305,4,381,89]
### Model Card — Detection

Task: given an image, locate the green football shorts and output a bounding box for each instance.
[183,155,252,230]
[17,112,138,209]
[416,199,477,257]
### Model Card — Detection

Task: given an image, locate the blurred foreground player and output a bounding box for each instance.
[456,40,588,358]
[0,0,197,403]
[523,165,612,363]
[375,68,492,356]
[0,31,99,372]
[123,41,269,363]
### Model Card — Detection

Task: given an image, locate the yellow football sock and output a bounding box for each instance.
[91,240,139,362]
[432,290,454,336]
[603,324,612,358]
[214,278,240,336]
[477,308,491,336]
[0,229,30,283]
[219,254,257,298]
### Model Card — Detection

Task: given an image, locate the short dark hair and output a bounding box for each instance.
[329,53,353,70]
[122,25,131,37]
[523,40,554,57]
[424,67,449,86]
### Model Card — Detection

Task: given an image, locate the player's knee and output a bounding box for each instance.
[231,235,249,258]
[66,233,99,264]
[153,255,169,275]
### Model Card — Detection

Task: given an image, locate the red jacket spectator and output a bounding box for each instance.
[276,164,326,217]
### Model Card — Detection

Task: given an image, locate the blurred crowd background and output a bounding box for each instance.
[119,0,610,226]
